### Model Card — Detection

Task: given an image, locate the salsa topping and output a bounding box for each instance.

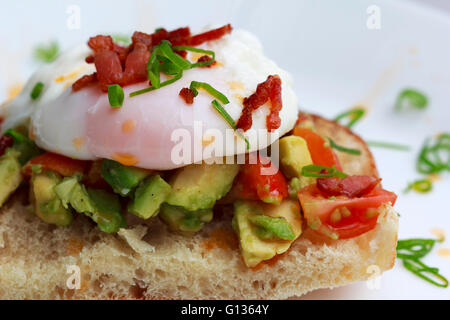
[237,75,282,132]
[72,25,232,93]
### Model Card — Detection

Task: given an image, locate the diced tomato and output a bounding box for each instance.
[234,155,288,205]
[23,152,88,177]
[298,184,397,239]
[293,127,341,169]
[317,175,381,198]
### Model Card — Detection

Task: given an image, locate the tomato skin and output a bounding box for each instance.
[293,127,341,169]
[23,152,88,177]
[235,155,288,204]
[298,185,397,239]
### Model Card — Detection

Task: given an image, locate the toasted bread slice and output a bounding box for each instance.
[0,113,398,299]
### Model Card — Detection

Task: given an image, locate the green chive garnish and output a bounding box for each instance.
[130,72,183,97]
[417,133,450,174]
[34,41,59,63]
[30,82,44,100]
[301,164,348,179]
[211,100,249,150]
[147,49,161,89]
[328,138,361,155]
[108,84,124,107]
[334,107,365,128]
[404,179,433,194]
[111,34,131,46]
[366,140,411,151]
[158,40,192,70]
[190,81,229,105]
[395,89,428,110]
[397,238,448,288]
[173,45,215,68]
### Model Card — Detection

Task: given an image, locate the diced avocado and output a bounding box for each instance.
[279,136,313,179]
[166,163,239,211]
[248,215,296,241]
[4,129,41,165]
[55,175,126,233]
[128,175,172,219]
[31,172,73,226]
[0,149,22,207]
[87,188,126,233]
[101,159,150,196]
[232,199,303,268]
[159,203,213,236]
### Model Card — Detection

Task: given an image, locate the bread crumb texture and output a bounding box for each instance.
[0,114,398,299]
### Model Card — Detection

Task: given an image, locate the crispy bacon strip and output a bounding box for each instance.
[317,175,381,198]
[179,88,195,104]
[189,24,232,46]
[237,75,283,132]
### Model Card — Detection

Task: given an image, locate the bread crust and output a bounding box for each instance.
[0,113,398,300]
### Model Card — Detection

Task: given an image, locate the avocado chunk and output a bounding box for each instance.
[55,175,126,233]
[101,159,150,196]
[128,175,172,219]
[279,136,314,179]
[166,163,239,211]
[159,203,213,236]
[232,200,303,268]
[31,172,73,226]
[87,188,127,233]
[0,149,23,207]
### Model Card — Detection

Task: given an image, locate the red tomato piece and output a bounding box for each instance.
[317,175,381,198]
[298,184,397,239]
[234,155,288,205]
[23,152,88,177]
[293,127,341,169]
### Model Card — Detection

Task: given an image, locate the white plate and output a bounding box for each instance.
[0,0,449,299]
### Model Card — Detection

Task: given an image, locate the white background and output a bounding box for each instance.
[0,0,449,299]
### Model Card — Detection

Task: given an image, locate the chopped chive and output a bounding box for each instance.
[328,138,361,155]
[173,45,215,68]
[402,259,448,288]
[404,179,432,194]
[366,140,411,151]
[301,164,348,179]
[158,40,192,70]
[333,107,365,128]
[129,71,183,97]
[190,81,229,105]
[107,84,124,107]
[111,34,131,45]
[397,238,448,288]
[417,133,450,174]
[211,100,249,150]
[34,41,59,63]
[147,49,161,89]
[30,82,44,100]
[396,88,428,110]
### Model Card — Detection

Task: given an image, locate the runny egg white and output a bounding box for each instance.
[1,29,299,170]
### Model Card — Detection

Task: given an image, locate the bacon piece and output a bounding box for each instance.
[122,42,150,84]
[237,75,282,132]
[189,24,232,46]
[317,175,381,198]
[179,88,195,104]
[85,55,95,63]
[72,73,97,91]
[94,51,123,92]
[0,135,14,156]
[197,55,216,67]
[88,35,114,53]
